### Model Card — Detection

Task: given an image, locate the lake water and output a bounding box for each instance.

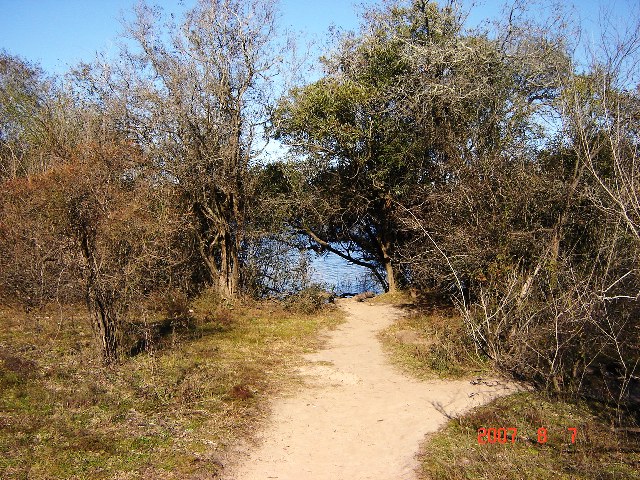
[309,254,383,294]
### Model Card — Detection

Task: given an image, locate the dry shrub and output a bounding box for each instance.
[191,289,235,329]
[460,257,640,413]
[0,141,195,362]
[0,174,82,308]
[284,285,334,314]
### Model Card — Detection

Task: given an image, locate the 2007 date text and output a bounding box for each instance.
[477,427,578,445]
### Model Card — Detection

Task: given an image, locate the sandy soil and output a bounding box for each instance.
[227,298,519,480]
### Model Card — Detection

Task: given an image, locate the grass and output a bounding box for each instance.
[370,289,415,306]
[379,308,490,379]
[0,294,343,479]
[418,391,640,480]
[376,294,640,479]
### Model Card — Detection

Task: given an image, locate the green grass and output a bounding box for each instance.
[418,392,640,480]
[0,296,342,479]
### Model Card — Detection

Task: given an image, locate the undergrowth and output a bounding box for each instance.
[379,308,489,379]
[377,295,640,479]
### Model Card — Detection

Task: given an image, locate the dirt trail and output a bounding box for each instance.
[228,298,518,480]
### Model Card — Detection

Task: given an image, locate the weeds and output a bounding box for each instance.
[379,310,489,379]
[283,285,334,314]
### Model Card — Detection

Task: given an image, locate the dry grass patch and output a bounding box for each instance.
[370,289,415,306]
[419,391,640,480]
[379,309,489,379]
[0,295,342,479]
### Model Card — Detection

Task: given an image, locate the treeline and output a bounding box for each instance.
[1,0,638,408]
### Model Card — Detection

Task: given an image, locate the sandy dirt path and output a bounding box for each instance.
[228,298,518,480]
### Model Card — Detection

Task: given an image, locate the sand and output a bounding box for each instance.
[227,298,518,480]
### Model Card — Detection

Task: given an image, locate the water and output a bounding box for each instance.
[251,237,384,296]
[309,254,383,295]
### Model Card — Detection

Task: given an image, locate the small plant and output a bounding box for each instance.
[284,285,334,314]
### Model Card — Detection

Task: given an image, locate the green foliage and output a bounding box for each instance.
[274,0,567,292]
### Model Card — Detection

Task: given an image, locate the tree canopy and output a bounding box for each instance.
[274,0,568,292]
[0,0,638,406]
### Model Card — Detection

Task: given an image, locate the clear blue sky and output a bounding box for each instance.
[0,0,631,75]
[0,0,381,74]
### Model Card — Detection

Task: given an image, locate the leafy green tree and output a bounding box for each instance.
[274,0,563,292]
[274,2,443,291]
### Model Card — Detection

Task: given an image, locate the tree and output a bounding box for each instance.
[393,0,572,293]
[395,1,640,406]
[0,54,97,309]
[274,2,447,291]
[0,52,58,179]
[274,0,563,292]
[0,133,191,363]
[79,0,284,298]
[64,142,191,362]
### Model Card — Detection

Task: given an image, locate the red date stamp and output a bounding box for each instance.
[477,427,578,445]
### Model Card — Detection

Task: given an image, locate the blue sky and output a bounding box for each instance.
[0,0,627,76]
[0,0,381,74]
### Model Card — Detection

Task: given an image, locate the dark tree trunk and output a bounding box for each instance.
[383,256,397,293]
[195,198,241,299]
[76,219,120,363]
[92,294,119,363]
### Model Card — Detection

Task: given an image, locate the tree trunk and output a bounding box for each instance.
[92,294,119,363]
[380,239,397,293]
[75,217,120,363]
[384,257,397,293]
[194,200,241,299]
[217,230,239,298]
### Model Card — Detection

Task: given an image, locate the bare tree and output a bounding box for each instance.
[0,52,76,179]
[78,0,286,298]
[64,142,190,362]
